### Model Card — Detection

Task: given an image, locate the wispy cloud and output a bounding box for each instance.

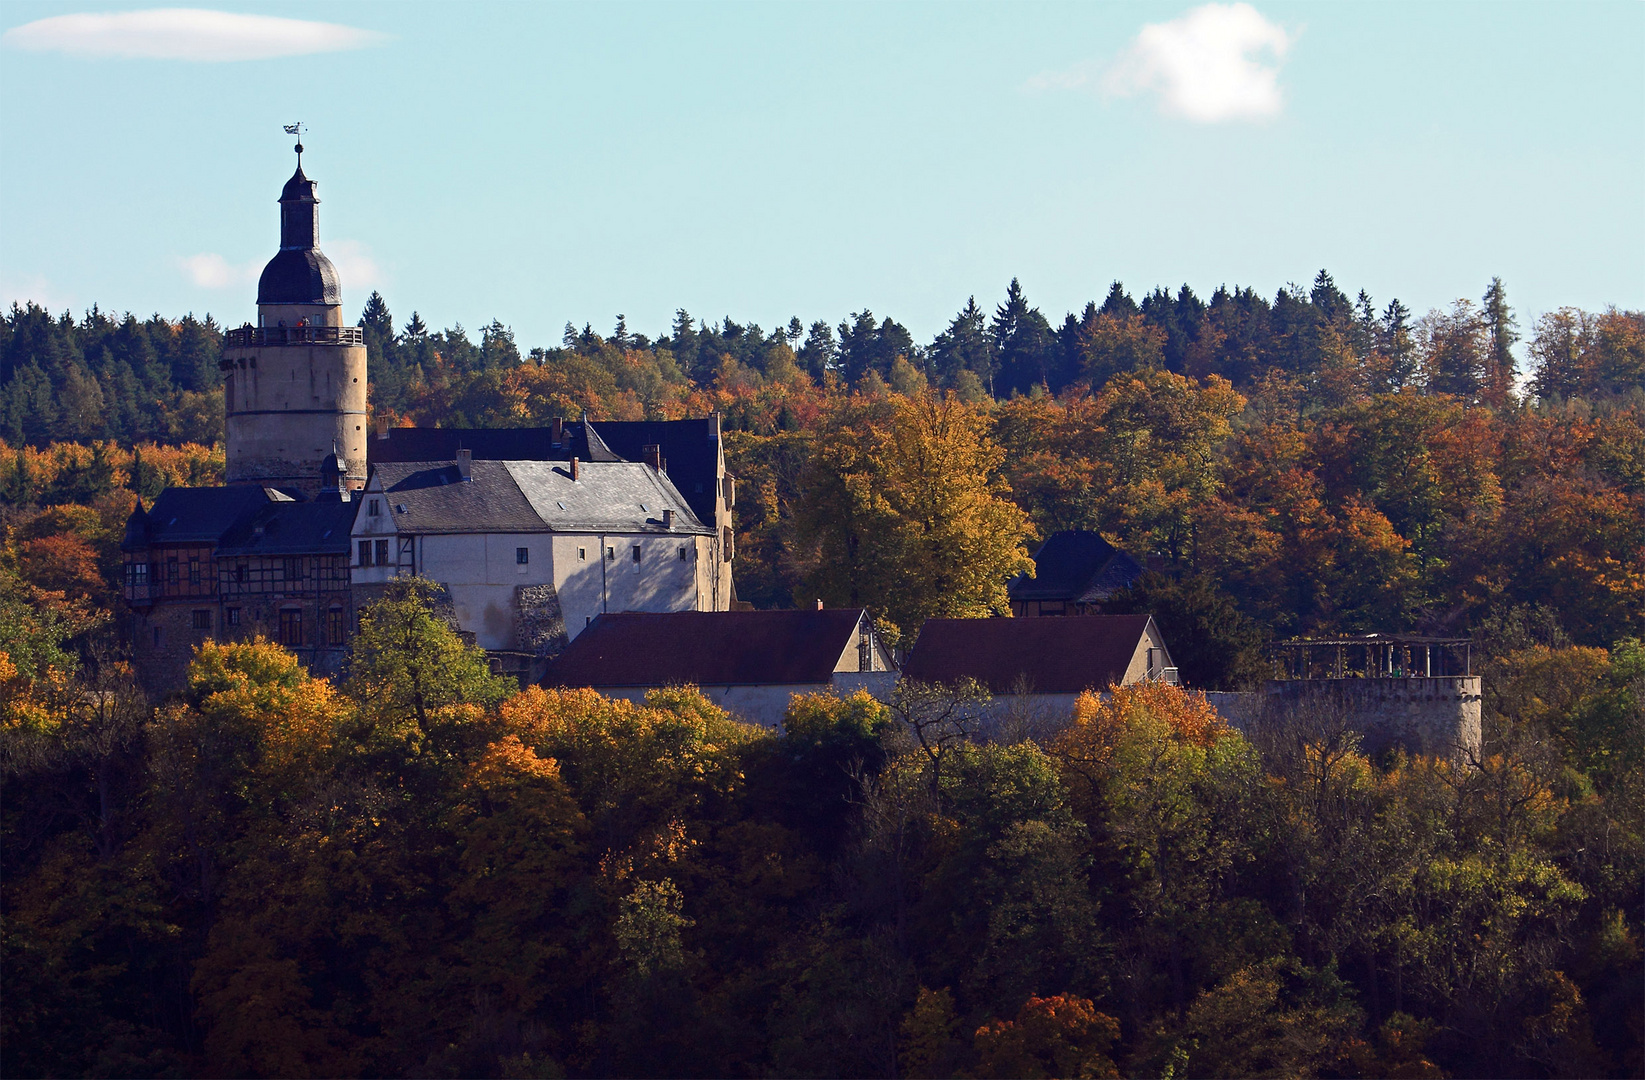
[3,8,385,61]
[1030,3,1294,124]
[180,241,382,295]
[180,252,258,289]
[325,240,383,297]
[2,274,72,313]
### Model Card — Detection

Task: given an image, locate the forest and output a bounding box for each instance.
[2,273,1643,1077]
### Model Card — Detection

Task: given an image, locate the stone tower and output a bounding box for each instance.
[222,139,368,496]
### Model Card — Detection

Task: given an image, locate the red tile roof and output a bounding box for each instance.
[902,615,1155,694]
[544,609,872,688]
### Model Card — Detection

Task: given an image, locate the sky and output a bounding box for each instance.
[1,1,1642,350]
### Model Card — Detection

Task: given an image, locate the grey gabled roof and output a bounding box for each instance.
[371,460,545,533]
[368,416,723,527]
[365,459,710,536]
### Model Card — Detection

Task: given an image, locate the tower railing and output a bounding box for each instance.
[225,325,364,348]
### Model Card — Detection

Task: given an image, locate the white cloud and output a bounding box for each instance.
[1104,3,1293,122]
[1030,4,1294,123]
[179,241,381,295]
[326,240,383,297]
[1,274,73,312]
[180,252,257,289]
[3,8,385,61]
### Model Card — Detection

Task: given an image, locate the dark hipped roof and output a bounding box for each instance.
[545,609,869,688]
[371,417,722,526]
[902,615,1155,694]
[370,420,622,466]
[218,498,356,556]
[1008,530,1143,604]
[367,459,709,535]
[123,486,291,550]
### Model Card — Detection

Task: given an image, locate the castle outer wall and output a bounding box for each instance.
[1206,676,1483,759]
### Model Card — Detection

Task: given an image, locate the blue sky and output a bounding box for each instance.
[2,1,1641,350]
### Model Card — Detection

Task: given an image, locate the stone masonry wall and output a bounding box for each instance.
[1207,677,1482,759]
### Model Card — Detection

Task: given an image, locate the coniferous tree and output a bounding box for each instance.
[1099,281,1139,319]
[797,320,837,381]
[930,297,997,394]
[1380,299,1417,389]
[1480,277,1519,406]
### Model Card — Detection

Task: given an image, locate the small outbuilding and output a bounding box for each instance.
[543,608,897,727]
[1008,530,1143,617]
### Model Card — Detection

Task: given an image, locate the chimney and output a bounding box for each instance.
[374,417,390,440]
[456,448,472,480]
[662,508,675,529]
[550,416,563,448]
[570,456,579,482]
[642,444,661,469]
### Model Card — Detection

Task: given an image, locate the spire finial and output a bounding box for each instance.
[283,122,306,165]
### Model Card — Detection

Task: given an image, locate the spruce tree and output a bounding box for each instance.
[1480,277,1519,406]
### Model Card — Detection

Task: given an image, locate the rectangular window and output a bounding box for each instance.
[368,498,381,516]
[632,545,641,563]
[167,558,179,583]
[278,609,302,647]
[606,546,615,561]
[191,609,211,630]
[678,546,687,561]
[578,547,586,560]
[283,557,304,583]
[358,540,372,566]
[234,562,247,583]
[129,562,148,586]
[226,607,241,627]
[326,607,346,645]
[516,547,529,565]
[375,539,390,567]
[188,558,200,585]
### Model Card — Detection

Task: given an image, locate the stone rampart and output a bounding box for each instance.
[1208,677,1481,759]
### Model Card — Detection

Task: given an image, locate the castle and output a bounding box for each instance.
[121,142,735,691]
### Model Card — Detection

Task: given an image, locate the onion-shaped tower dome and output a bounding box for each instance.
[256,146,340,306]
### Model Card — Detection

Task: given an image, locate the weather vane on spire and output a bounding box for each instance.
[283,122,305,164]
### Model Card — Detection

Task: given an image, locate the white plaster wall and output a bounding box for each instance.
[416,533,558,650]
[552,532,708,640]
[831,671,899,700]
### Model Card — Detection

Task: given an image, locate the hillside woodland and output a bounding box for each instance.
[2,274,1643,1077]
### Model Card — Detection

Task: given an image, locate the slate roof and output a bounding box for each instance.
[366,459,711,535]
[258,248,340,306]
[902,614,1157,694]
[370,417,723,527]
[544,609,871,688]
[218,498,356,556]
[370,420,622,466]
[259,163,339,305]
[122,486,292,550]
[1008,530,1144,604]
